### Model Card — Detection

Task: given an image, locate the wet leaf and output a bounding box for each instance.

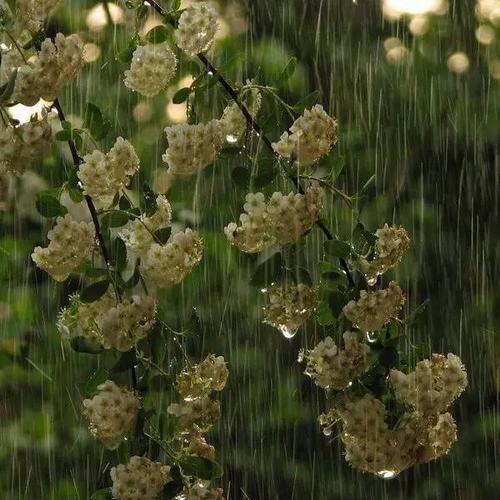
[80,280,110,303]
[35,192,67,218]
[178,456,223,480]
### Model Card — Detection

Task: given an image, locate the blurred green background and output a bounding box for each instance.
[0,0,498,498]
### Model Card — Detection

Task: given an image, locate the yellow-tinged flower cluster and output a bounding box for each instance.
[0,114,53,175]
[390,353,468,416]
[57,292,156,351]
[263,284,319,338]
[83,380,141,449]
[178,482,226,500]
[342,281,405,332]
[124,43,177,97]
[110,456,171,500]
[174,2,218,56]
[168,355,228,456]
[319,363,465,478]
[224,182,323,253]
[31,214,95,281]
[162,121,223,178]
[141,229,203,288]
[78,137,140,204]
[219,88,262,144]
[119,195,172,255]
[13,0,61,33]
[272,105,338,167]
[299,332,370,390]
[353,224,411,284]
[4,34,84,106]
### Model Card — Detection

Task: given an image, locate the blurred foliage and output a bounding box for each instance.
[0,0,498,499]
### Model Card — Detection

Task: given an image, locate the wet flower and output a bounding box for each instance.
[263,284,319,338]
[167,397,221,437]
[140,229,203,288]
[124,43,177,97]
[119,195,172,255]
[342,281,405,332]
[353,224,410,283]
[14,0,61,33]
[390,353,468,416]
[110,455,171,500]
[78,137,140,204]
[83,381,141,449]
[162,120,223,178]
[31,214,95,281]
[225,183,323,253]
[299,331,369,389]
[0,114,53,175]
[176,354,229,400]
[3,34,84,106]
[57,292,156,351]
[272,104,338,167]
[174,2,218,56]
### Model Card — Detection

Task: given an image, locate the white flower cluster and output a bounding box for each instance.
[14,0,60,33]
[342,281,405,332]
[224,182,323,253]
[320,393,460,477]
[272,105,339,167]
[141,229,203,288]
[162,121,223,178]
[299,332,369,390]
[174,2,218,56]
[78,137,140,204]
[57,292,156,352]
[353,224,411,284]
[0,115,53,175]
[176,354,229,401]
[110,456,171,500]
[179,482,226,500]
[31,214,95,281]
[167,355,228,459]
[120,195,172,255]
[263,284,319,338]
[10,34,84,106]
[83,381,141,449]
[124,43,177,97]
[390,353,468,416]
[219,88,262,144]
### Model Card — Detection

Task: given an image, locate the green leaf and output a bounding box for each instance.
[275,56,297,85]
[181,308,201,337]
[91,488,113,500]
[101,211,130,228]
[113,238,128,272]
[85,367,109,396]
[178,456,223,480]
[292,90,320,113]
[147,25,171,44]
[327,291,347,317]
[315,300,334,326]
[231,166,250,189]
[154,227,172,244]
[67,188,84,203]
[330,155,346,181]
[116,37,138,64]
[405,299,430,327]
[111,349,137,373]
[173,87,191,104]
[170,0,182,11]
[70,337,104,354]
[84,103,111,140]
[379,322,401,347]
[378,346,399,369]
[324,239,352,258]
[119,196,132,211]
[80,280,110,303]
[123,267,141,289]
[55,130,71,141]
[161,480,184,499]
[142,183,157,216]
[0,68,17,103]
[35,192,67,218]
[250,252,283,287]
[84,267,109,279]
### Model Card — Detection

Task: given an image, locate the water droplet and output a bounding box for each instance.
[278,324,297,339]
[376,470,397,480]
[226,134,238,144]
[207,70,214,76]
[365,331,378,343]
